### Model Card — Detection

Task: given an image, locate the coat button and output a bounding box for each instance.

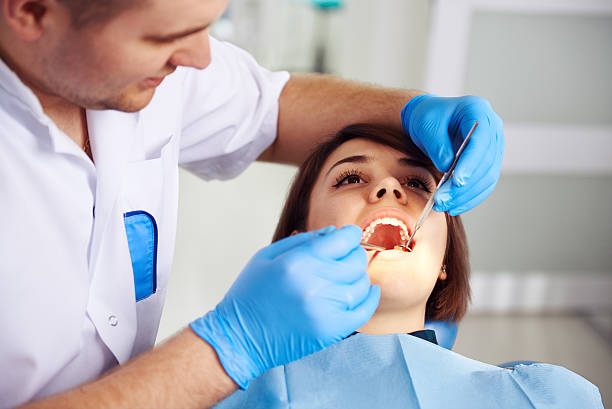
[108,315,118,326]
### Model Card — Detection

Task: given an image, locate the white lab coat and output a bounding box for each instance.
[0,37,289,408]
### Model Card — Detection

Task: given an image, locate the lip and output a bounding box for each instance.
[359,207,415,238]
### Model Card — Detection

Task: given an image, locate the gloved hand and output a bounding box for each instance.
[401,94,504,215]
[190,225,380,389]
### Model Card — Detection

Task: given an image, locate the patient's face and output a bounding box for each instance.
[307,139,447,313]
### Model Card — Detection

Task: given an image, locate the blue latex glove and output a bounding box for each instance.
[401,94,504,215]
[190,225,381,389]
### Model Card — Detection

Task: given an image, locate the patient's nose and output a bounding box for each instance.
[369,178,408,204]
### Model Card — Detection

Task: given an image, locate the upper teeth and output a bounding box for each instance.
[361,217,409,243]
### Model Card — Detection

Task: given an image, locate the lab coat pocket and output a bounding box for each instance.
[124,211,158,301]
[122,133,178,300]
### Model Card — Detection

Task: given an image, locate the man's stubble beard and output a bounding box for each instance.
[40,43,155,113]
[41,66,155,112]
[95,86,157,112]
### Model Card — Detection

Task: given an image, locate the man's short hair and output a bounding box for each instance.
[58,0,144,28]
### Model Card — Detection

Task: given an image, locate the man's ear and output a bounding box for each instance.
[3,0,50,41]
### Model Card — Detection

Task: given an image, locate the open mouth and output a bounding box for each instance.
[361,216,414,252]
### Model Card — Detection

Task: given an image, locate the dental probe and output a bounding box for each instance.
[402,121,479,251]
[360,242,386,251]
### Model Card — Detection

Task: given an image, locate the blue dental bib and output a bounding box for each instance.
[213,333,603,409]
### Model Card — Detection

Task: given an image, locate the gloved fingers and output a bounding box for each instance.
[433,159,497,214]
[343,284,381,332]
[435,173,493,214]
[322,245,368,283]
[455,122,498,187]
[434,131,503,214]
[452,104,503,185]
[448,118,494,187]
[329,272,372,310]
[402,95,457,172]
[310,224,362,260]
[411,115,455,172]
[432,134,492,212]
[261,225,336,259]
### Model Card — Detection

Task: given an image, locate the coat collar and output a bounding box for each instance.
[0,57,45,119]
[0,57,96,158]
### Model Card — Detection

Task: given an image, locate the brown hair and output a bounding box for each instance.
[58,0,145,28]
[272,124,471,322]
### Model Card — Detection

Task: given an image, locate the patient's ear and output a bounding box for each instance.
[438,265,447,280]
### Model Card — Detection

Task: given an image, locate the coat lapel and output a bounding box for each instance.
[85,109,140,363]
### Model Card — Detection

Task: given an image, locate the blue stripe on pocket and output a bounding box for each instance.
[124,211,158,302]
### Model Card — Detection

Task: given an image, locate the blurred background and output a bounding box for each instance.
[157,0,612,404]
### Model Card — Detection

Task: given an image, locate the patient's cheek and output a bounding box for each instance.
[428,213,447,248]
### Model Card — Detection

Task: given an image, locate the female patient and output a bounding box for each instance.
[213,124,603,409]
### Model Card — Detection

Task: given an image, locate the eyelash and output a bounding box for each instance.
[332,168,433,193]
[399,176,433,193]
[332,169,367,188]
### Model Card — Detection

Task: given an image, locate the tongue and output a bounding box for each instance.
[366,224,403,250]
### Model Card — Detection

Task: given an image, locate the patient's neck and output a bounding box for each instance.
[356,305,426,335]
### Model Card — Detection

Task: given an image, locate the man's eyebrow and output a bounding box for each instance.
[325,155,371,177]
[144,24,210,42]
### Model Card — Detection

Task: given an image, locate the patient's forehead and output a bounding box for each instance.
[323,139,410,169]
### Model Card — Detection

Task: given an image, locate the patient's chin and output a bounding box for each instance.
[366,250,439,310]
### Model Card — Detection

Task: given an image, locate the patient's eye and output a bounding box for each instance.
[400,176,432,193]
[333,169,366,188]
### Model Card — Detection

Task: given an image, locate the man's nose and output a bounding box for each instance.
[368,177,408,204]
[168,30,211,70]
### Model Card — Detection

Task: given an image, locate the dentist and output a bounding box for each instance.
[0,0,504,408]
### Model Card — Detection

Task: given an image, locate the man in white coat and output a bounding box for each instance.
[0,0,504,408]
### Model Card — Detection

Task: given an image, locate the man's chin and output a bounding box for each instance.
[94,88,156,112]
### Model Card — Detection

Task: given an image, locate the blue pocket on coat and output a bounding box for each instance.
[124,211,158,302]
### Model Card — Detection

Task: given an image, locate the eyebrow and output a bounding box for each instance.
[325,155,435,177]
[325,155,370,176]
[144,23,210,42]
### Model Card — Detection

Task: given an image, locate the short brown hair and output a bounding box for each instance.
[272,124,471,322]
[58,0,144,28]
